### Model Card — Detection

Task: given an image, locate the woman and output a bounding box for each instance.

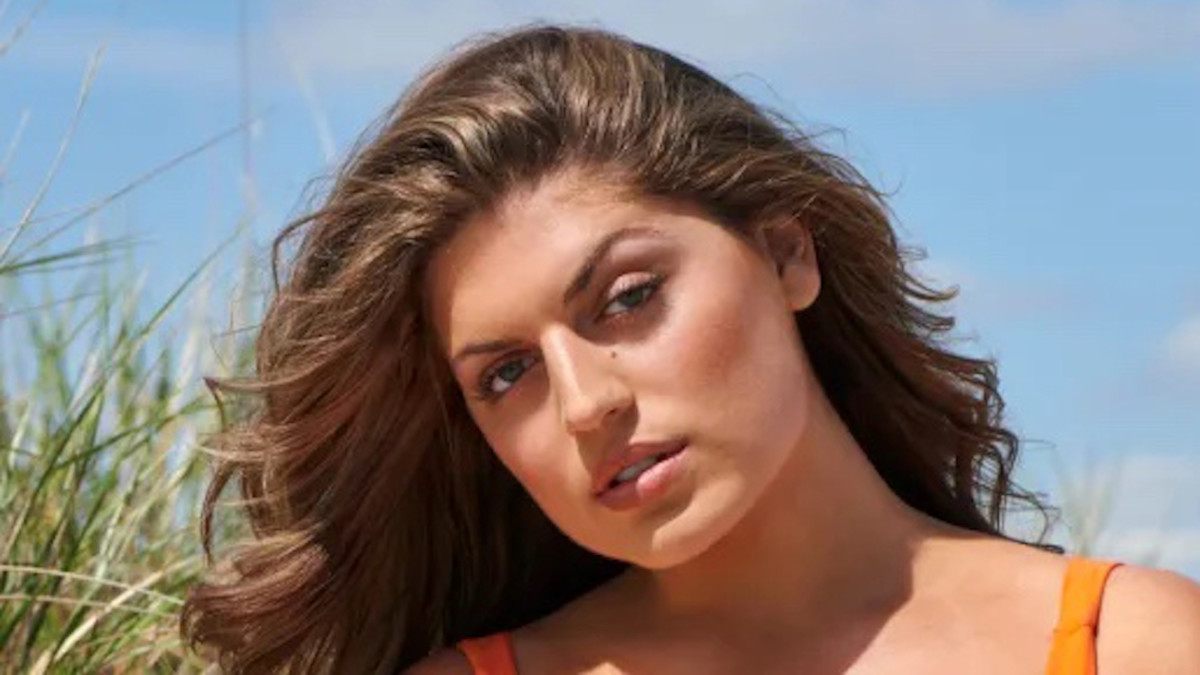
[181,24,1200,674]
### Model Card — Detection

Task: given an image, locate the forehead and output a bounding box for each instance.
[424,173,683,357]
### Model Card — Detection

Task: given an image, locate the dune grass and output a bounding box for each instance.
[0,28,255,671]
[0,190,259,671]
[0,259,239,673]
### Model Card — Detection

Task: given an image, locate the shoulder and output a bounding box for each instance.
[404,647,472,675]
[1097,562,1200,672]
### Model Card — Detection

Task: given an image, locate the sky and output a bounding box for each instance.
[1,0,1198,577]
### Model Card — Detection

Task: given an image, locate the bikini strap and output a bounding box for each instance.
[1045,557,1123,675]
[456,632,518,675]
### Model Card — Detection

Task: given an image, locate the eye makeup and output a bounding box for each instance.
[472,271,667,402]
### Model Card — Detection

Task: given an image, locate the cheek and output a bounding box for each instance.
[653,264,810,449]
[678,277,799,393]
[485,420,580,511]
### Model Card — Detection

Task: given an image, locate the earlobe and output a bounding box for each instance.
[780,256,819,312]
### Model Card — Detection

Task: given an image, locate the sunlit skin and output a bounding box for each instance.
[429,170,821,571]
[422,169,1197,673]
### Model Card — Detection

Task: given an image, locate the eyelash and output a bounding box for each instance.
[473,274,665,402]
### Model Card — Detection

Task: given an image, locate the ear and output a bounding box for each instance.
[754,219,820,313]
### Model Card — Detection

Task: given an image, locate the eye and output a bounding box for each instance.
[600,274,663,319]
[474,273,665,402]
[478,353,538,399]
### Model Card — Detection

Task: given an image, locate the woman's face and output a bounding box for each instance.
[426,170,821,569]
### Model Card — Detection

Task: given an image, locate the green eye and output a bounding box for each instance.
[601,276,662,318]
[480,354,536,397]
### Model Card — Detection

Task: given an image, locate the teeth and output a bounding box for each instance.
[614,455,660,485]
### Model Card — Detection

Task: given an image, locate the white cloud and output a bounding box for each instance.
[1162,315,1200,374]
[12,2,1199,97]
[1077,309,1200,409]
[271,0,1200,96]
[6,16,239,87]
[1091,451,1192,520]
[1098,527,1200,576]
[1049,450,1200,578]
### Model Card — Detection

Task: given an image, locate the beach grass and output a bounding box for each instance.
[0,28,255,669]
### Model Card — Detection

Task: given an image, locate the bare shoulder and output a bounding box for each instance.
[1097,563,1200,673]
[404,647,472,675]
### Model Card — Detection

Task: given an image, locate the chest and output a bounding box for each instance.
[560,640,1052,675]
[535,606,1056,675]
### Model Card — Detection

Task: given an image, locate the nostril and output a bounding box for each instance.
[561,384,631,435]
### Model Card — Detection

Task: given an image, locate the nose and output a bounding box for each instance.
[541,328,633,435]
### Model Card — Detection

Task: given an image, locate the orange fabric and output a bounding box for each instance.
[1044,557,1123,675]
[457,633,517,675]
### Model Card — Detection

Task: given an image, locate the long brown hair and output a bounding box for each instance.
[181,23,1060,673]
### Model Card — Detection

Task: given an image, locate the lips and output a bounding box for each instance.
[592,437,687,496]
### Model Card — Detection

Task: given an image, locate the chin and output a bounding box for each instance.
[610,477,757,571]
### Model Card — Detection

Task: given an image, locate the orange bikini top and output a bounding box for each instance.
[456,557,1122,675]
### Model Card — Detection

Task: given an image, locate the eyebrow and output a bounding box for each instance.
[450,226,666,367]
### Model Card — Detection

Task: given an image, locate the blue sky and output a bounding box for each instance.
[2,0,1198,576]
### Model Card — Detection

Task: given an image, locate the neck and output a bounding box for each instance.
[626,380,976,636]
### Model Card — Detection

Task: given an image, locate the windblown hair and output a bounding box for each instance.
[182,24,1060,673]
